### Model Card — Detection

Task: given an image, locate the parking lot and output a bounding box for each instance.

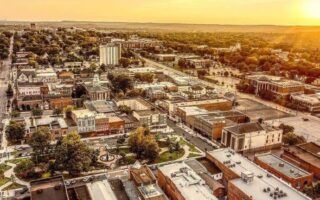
[266,116,320,142]
[236,98,292,121]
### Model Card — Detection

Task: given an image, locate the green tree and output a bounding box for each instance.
[5,121,25,144]
[14,159,35,179]
[282,132,306,145]
[279,123,295,134]
[112,75,133,93]
[32,107,43,116]
[53,107,63,116]
[118,105,132,114]
[10,111,20,118]
[54,132,92,176]
[65,106,73,119]
[175,141,181,151]
[128,127,159,161]
[29,127,52,163]
[6,84,13,97]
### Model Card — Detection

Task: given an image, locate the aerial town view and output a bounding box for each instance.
[1,0,320,200]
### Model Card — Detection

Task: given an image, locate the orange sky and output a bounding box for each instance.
[1,0,320,25]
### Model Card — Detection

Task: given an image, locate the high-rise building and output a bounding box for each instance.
[99,43,121,66]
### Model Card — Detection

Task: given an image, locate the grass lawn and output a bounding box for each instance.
[41,172,51,179]
[0,177,11,187]
[5,158,28,165]
[179,139,201,153]
[0,163,11,172]
[2,182,24,191]
[187,153,201,158]
[154,149,185,163]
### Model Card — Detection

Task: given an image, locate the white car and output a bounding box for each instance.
[65,180,70,186]
[82,177,90,182]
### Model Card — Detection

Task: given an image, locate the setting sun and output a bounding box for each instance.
[304,0,320,19]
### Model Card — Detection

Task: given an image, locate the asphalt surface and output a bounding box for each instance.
[165,119,217,152]
[0,36,13,123]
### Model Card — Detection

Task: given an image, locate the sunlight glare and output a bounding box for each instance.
[304,0,320,19]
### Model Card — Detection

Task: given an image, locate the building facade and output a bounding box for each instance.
[221,122,283,152]
[99,43,121,66]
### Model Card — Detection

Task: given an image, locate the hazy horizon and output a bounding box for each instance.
[1,0,320,26]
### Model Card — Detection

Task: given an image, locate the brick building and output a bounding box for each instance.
[129,162,167,200]
[206,148,311,200]
[254,153,313,190]
[281,142,320,179]
[192,111,249,140]
[157,162,218,200]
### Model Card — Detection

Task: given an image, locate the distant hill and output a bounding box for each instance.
[1,21,320,33]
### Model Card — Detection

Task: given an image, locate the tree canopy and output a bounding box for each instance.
[54,132,93,175]
[5,121,25,144]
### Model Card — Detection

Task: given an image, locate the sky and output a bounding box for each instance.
[1,0,320,25]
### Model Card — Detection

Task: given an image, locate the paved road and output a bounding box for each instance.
[143,56,320,141]
[0,35,13,148]
[165,119,217,152]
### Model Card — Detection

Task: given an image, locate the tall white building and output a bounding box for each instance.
[99,43,121,66]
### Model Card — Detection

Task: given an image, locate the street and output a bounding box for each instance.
[0,35,13,149]
[142,56,320,142]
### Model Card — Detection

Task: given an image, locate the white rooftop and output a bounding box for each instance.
[291,93,320,105]
[135,82,176,90]
[86,179,117,200]
[72,109,95,118]
[208,148,311,200]
[178,106,209,116]
[158,162,217,200]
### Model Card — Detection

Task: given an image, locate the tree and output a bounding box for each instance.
[314,181,320,194]
[282,132,306,145]
[303,185,314,197]
[118,105,132,114]
[175,141,181,151]
[65,106,73,119]
[32,107,43,116]
[6,84,13,97]
[10,111,20,118]
[119,58,130,68]
[111,75,133,93]
[14,159,36,179]
[134,73,154,83]
[54,132,93,176]
[5,121,25,144]
[29,127,52,163]
[53,107,63,116]
[279,123,295,134]
[128,127,159,161]
[72,85,87,98]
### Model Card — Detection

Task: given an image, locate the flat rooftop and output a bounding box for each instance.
[285,144,320,169]
[255,153,311,179]
[84,100,117,113]
[86,179,118,200]
[175,98,230,107]
[30,176,68,200]
[246,75,303,87]
[224,122,264,135]
[291,93,320,105]
[138,184,166,200]
[134,110,162,116]
[208,149,310,200]
[72,109,95,118]
[178,106,208,116]
[158,162,217,200]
